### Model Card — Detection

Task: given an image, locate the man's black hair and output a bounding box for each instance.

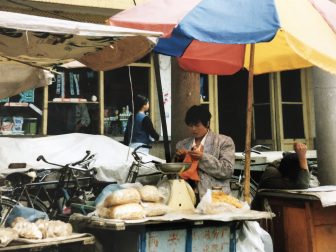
[134,94,149,112]
[278,153,301,180]
[185,105,212,127]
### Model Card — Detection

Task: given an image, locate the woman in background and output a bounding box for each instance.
[124,94,159,154]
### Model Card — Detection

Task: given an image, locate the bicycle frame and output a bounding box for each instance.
[125,144,162,183]
[3,151,97,220]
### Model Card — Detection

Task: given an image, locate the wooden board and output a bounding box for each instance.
[0,233,94,251]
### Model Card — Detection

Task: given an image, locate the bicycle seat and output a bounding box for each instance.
[6,172,33,187]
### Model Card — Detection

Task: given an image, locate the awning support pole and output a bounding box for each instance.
[244,44,255,204]
[153,53,171,162]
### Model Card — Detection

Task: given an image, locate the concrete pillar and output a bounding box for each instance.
[171,58,200,154]
[312,67,336,185]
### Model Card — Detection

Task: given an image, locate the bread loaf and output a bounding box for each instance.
[139,185,162,202]
[96,206,113,219]
[211,191,243,208]
[12,219,42,239]
[111,203,145,220]
[0,228,18,247]
[104,188,141,207]
[141,202,169,217]
[35,219,72,238]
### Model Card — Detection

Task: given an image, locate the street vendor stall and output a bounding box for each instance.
[256,186,336,252]
[0,134,274,252]
[69,204,273,252]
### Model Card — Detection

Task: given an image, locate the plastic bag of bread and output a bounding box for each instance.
[35,220,72,238]
[0,228,18,247]
[11,217,42,239]
[196,189,245,215]
[211,190,243,208]
[111,203,145,220]
[103,188,141,207]
[96,206,113,219]
[138,185,163,203]
[141,202,170,217]
[97,204,145,220]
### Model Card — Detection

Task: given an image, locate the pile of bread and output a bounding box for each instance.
[97,185,169,220]
[195,189,245,215]
[0,217,72,247]
[211,191,243,209]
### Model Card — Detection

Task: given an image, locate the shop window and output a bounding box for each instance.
[280,70,304,139]
[216,69,310,151]
[253,74,272,140]
[47,68,99,135]
[0,88,44,136]
[282,104,304,138]
[104,66,150,139]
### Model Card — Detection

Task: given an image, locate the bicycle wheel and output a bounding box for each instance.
[0,197,18,226]
[230,175,258,201]
[18,195,48,214]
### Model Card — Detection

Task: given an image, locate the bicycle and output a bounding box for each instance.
[1,151,97,223]
[35,151,97,219]
[0,188,21,226]
[125,144,162,183]
[230,145,271,201]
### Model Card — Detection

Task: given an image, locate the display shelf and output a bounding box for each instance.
[2,102,29,107]
[48,101,99,104]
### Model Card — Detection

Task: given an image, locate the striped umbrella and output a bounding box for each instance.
[109,0,336,202]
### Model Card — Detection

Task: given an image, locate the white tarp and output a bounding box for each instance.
[0,133,164,183]
[0,11,161,99]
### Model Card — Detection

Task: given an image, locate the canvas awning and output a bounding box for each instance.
[0,11,161,98]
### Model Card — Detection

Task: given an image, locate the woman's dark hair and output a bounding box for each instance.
[134,94,149,112]
[185,105,211,127]
[278,153,301,180]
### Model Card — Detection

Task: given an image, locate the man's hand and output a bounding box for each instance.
[294,142,308,170]
[188,146,204,161]
[188,150,203,161]
[175,149,188,161]
[294,142,307,159]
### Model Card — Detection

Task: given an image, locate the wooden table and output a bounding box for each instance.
[257,190,336,252]
[0,233,95,252]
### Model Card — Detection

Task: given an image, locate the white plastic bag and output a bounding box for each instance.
[196,189,245,214]
[236,221,273,252]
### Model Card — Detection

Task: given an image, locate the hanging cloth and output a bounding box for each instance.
[179,146,202,181]
[179,131,208,181]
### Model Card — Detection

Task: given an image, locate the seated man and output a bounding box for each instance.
[258,142,310,189]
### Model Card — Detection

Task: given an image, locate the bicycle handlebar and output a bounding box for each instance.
[132,145,152,162]
[133,144,151,152]
[71,150,91,166]
[36,151,96,172]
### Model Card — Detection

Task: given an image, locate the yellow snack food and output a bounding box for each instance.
[211,191,243,208]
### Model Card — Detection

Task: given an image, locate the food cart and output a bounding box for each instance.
[70,210,273,252]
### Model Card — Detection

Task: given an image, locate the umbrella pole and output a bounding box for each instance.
[244,44,255,204]
[153,53,171,162]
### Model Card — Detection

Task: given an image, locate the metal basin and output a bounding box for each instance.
[155,162,192,174]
